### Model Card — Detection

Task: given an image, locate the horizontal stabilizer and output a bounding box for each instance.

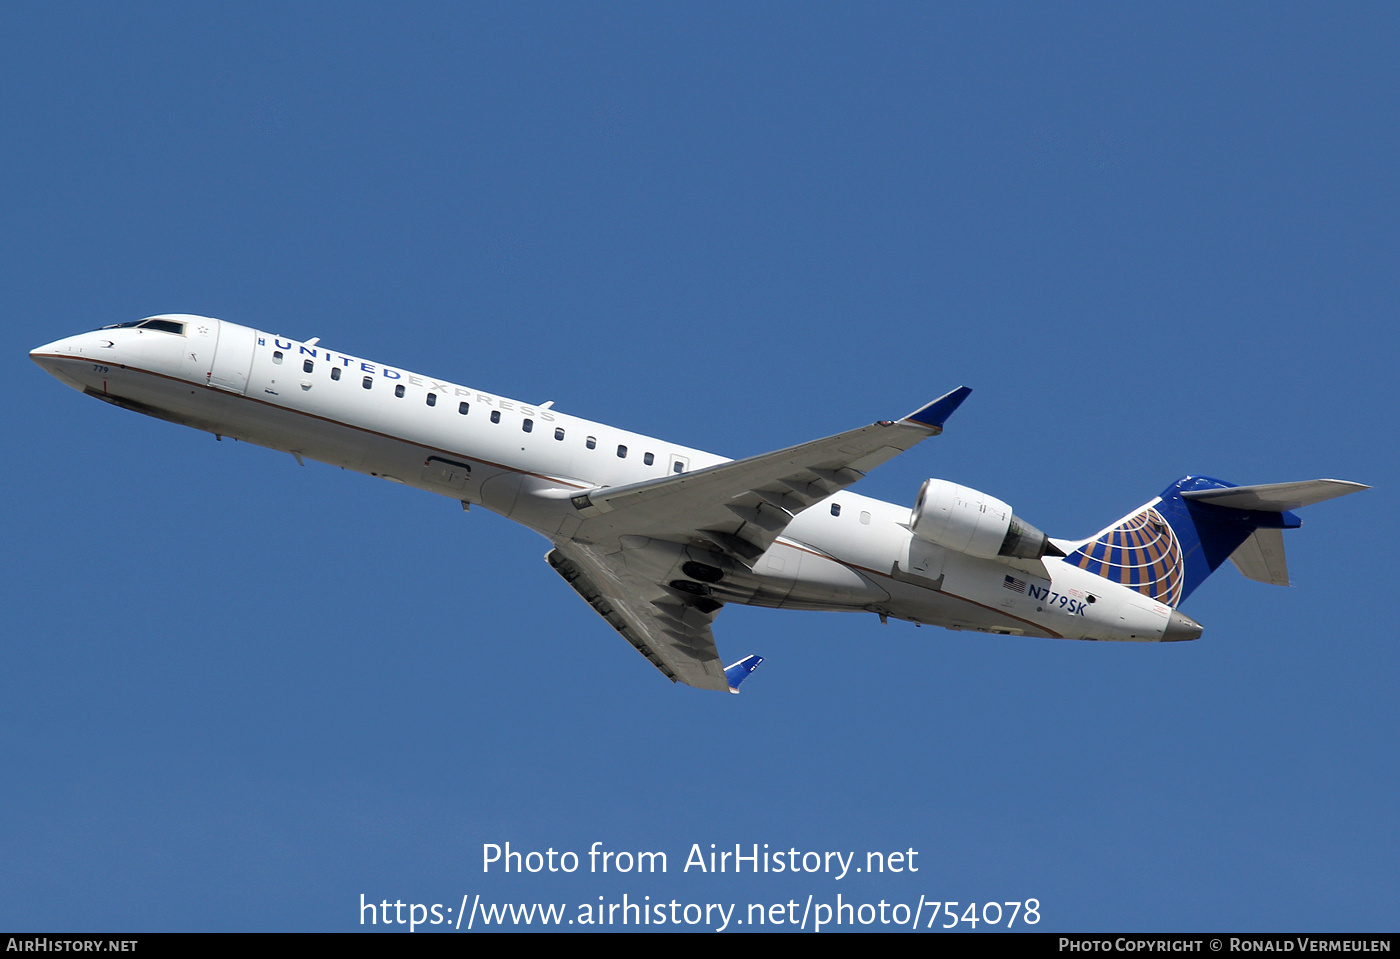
[1068,474,1366,607]
[724,655,763,694]
[1229,527,1290,586]
[1182,479,1368,512]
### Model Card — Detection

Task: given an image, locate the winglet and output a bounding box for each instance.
[725,655,764,694]
[903,386,973,431]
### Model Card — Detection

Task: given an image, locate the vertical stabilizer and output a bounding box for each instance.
[1063,476,1364,607]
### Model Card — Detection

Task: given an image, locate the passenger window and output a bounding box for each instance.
[490,410,501,424]
[362,376,372,390]
[617,445,627,458]
[273,351,283,364]
[427,393,437,407]
[457,401,468,415]
[331,367,342,381]
[831,503,841,516]
[554,428,565,441]
[522,418,533,433]
[394,384,405,398]
[860,511,871,525]
[303,359,314,373]
[644,452,654,465]
[586,436,596,450]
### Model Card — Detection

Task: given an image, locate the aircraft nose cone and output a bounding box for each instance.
[30,341,64,370]
[1161,609,1204,642]
[31,336,93,391]
[32,332,100,362]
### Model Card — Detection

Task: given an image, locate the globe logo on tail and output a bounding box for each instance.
[1069,506,1184,608]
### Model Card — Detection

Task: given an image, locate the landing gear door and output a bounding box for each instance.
[208,322,257,394]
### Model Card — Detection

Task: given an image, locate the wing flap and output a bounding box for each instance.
[546,545,730,691]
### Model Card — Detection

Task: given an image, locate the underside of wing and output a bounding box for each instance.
[567,387,971,568]
[545,543,731,691]
[545,390,971,690]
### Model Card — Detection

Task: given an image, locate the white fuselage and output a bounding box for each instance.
[31,316,1179,644]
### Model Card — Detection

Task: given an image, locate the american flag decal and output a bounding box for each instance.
[1003,575,1027,593]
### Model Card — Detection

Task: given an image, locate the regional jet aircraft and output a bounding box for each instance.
[30,316,1366,693]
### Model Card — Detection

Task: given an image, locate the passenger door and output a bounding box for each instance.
[207,322,257,394]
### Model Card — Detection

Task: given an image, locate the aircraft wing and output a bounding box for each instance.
[549,388,970,689]
[546,543,731,691]
[567,387,971,566]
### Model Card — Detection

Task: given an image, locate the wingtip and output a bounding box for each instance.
[904,386,973,430]
[724,654,763,693]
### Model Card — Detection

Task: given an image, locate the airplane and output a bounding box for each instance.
[30,315,1367,694]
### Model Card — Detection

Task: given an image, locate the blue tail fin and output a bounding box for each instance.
[1065,476,1310,607]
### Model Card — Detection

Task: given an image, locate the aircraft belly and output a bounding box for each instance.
[92,363,439,479]
[81,364,241,435]
[875,556,1175,641]
[206,393,374,470]
[771,544,889,608]
[84,357,585,517]
[881,579,1053,637]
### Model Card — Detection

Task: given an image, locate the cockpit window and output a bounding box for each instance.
[141,319,186,334]
[100,319,186,335]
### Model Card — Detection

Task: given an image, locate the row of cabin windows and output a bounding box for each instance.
[291,354,680,470]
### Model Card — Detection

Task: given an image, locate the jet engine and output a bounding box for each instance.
[909,478,1061,560]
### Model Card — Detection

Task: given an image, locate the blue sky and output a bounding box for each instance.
[3,2,1396,932]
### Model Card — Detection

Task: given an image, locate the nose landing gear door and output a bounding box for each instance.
[208,322,257,394]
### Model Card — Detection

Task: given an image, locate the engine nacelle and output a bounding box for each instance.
[909,478,1057,560]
